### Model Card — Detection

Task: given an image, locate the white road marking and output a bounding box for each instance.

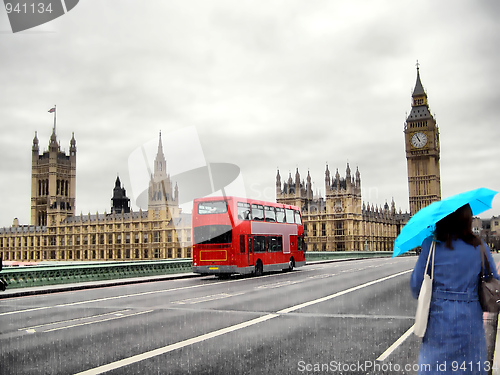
[257,280,300,289]
[307,274,335,279]
[43,310,154,333]
[75,269,412,374]
[19,309,131,331]
[376,325,415,362]
[171,292,244,305]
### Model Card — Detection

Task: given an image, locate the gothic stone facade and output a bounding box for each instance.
[0,132,192,262]
[276,165,409,252]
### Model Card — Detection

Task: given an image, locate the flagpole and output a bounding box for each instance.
[53,104,56,134]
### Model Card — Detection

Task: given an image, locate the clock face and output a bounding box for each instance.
[411,132,427,148]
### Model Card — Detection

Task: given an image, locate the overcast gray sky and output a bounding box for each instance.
[1,0,499,227]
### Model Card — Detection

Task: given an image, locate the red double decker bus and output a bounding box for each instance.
[192,196,305,277]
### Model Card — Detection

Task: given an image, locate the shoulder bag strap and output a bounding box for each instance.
[431,241,435,279]
[480,240,492,281]
[424,241,435,278]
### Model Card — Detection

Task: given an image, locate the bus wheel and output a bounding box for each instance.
[288,257,295,272]
[254,261,263,277]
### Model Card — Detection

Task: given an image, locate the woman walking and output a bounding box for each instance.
[411,204,499,374]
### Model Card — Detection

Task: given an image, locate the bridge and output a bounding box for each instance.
[1,253,499,374]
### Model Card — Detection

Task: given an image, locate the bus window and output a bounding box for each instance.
[294,210,302,225]
[251,204,264,221]
[264,206,276,222]
[297,236,304,251]
[240,235,245,253]
[276,207,286,223]
[285,209,295,224]
[198,201,227,215]
[253,236,266,252]
[267,236,276,252]
[237,202,251,220]
[266,236,283,252]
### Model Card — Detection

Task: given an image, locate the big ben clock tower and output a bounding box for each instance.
[405,64,441,215]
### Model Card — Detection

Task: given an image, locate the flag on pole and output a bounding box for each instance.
[48,107,55,113]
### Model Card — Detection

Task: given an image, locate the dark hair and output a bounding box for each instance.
[434,204,481,249]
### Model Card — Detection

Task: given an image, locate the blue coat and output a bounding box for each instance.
[410,237,499,375]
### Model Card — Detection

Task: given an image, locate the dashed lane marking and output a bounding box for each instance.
[171,292,245,305]
[18,309,154,333]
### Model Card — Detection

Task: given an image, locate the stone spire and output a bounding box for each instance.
[306,170,312,199]
[32,131,39,153]
[412,63,426,98]
[325,164,331,192]
[276,169,282,195]
[154,131,167,176]
[49,124,59,152]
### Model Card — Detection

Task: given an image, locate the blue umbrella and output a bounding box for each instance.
[393,187,498,257]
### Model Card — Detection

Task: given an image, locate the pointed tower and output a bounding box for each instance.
[276,169,282,198]
[306,170,312,200]
[30,126,76,226]
[355,167,361,191]
[325,164,331,192]
[404,64,441,215]
[148,132,179,218]
[111,176,130,214]
[346,163,352,190]
[295,168,301,192]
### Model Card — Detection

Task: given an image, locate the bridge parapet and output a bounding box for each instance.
[0,259,192,289]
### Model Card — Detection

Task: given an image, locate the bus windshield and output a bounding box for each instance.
[194,225,232,244]
[198,201,228,215]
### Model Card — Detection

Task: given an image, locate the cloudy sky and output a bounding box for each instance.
[1,0,499,227]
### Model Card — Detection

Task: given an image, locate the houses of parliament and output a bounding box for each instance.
[0,67,441,261]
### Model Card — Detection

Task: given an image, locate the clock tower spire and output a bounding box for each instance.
[404,64,441,215]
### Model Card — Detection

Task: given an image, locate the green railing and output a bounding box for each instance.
[0,251,414,289]
[0,259,192,289]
